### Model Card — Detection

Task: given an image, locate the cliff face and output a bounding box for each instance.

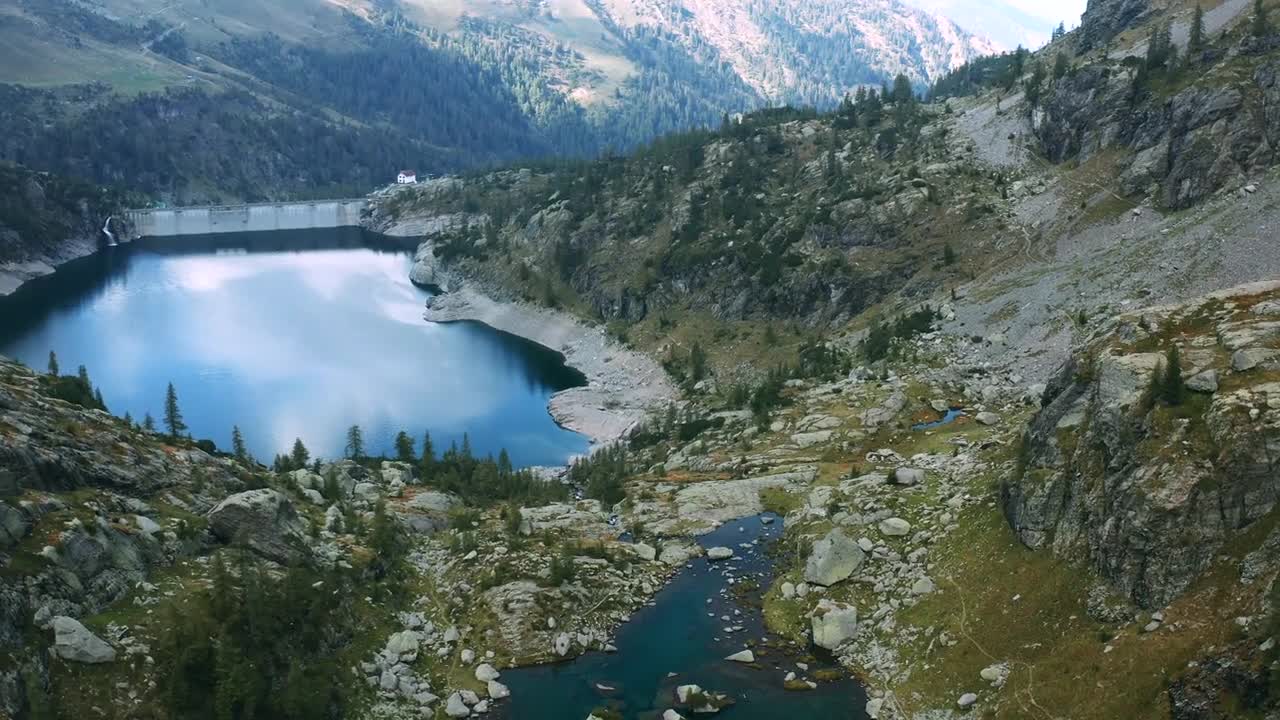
[0,165,126,295]
[1003,281,1280,609]
[1077,0,1151,51]
[1035,44,1280,209]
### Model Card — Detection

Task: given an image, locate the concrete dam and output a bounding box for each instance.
[124,199,367,239]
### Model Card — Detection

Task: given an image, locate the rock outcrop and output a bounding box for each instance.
[51,616,115,664]
[811,599,858,650]
[804,529,865,587]
[1077,0,1150,51]
[207,489,309,565]
[1036,55,1278,210]
[1004,282,1280,607]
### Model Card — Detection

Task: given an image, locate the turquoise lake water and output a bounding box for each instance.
[0,229,588,466]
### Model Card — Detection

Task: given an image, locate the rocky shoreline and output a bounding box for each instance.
[0,235,105,297]
[421,284,677,448]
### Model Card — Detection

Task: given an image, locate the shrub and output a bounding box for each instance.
[448,507,482,530]
[548,550,577,586]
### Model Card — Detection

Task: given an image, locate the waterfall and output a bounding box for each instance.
[102,215,117,247]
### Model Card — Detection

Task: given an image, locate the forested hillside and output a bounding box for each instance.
[0,0,993,205]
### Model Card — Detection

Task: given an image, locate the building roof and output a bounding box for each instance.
[399,170,416,176]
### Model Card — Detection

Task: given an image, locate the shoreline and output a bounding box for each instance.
[421,286,678,448]
[0,236,104,297]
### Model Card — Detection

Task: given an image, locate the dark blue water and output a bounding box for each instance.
[0,229,588,466]
[912,409,965,431]
[501,514,868,719]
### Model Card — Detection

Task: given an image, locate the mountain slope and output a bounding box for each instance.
[357,3,1280,716]
[0,0,996,204]
[905,0,1087,49]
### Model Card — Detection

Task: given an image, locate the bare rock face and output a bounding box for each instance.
[0,502,28,548]
[1036,40,1278,211]
[1003,284,1280,608]
[207,489,308,565]
[1078,0,1150,51]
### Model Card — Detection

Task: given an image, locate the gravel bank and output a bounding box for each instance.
[422,286,677,447]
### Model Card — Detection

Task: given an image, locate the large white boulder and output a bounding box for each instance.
[707,546,734,561]
[51,616,115,663]
[811,599,858,650]
[207,489,308,564]
[804,529,865,587]
[878,517,911,537]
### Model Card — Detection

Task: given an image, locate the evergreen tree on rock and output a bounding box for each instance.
[164,382,187,439]
[345,425,364,460]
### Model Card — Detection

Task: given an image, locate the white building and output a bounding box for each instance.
[397,170,418,185]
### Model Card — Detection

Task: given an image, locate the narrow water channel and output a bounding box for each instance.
[500,514,869,719]
[0,229,588,466]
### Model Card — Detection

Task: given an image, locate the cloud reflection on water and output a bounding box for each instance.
[0,244,587,466]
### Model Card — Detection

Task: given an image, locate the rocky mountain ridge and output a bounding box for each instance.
[5,1,1280,719]
[0,0,996,207]
[584,0,997,101]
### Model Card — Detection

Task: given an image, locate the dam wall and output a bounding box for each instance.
[125,199,367,238]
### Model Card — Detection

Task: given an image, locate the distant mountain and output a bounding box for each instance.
[0,0,995,203]
[461,0,1001,103]
[902,0,1088,49]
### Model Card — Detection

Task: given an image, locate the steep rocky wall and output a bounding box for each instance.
[1035,51,1280,209]
[0,165,125,296]
[1078,0,1152,51]
[1003,281,1280,608]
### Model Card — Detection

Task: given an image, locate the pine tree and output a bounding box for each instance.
[1163,345,1186,406]
[689,341,707,383]
[1145,364,1164,411]
[1188,5,1205,56]
[943,243,957,265]
[1052,22,1067,42]
[231,426,247,461]
[322,468,341,501]
[1012,45,1027,80]
[892,73,914,106]
[123,411,133,428]
[290,438,310,470]
[369,500,405,582]
[503,503,523,536]
[345,425,364,459]
[1024,61,1047,105]
[143,412,156,433]
[394,431,415,462]
[1054,52,1070,81]
[420,431,436,480]
[1255,0,1270,37]
[77,365,91,389]
[47,351,59,376]
[163,382,187,439]
[1146,23,1174,70]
